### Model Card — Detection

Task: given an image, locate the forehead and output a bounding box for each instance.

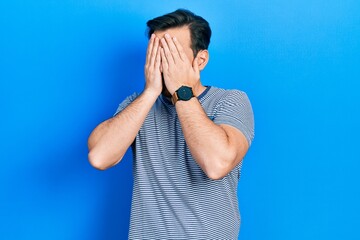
[154,26,191,48]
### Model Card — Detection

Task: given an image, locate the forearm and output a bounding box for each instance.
[175,98,237,179]
[88,89,158,170]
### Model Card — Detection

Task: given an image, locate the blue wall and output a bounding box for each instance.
[1,1,359,239]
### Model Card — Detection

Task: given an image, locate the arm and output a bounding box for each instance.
[88,34,162,170]
[160,33,251,180]
[88,90,158,170]
[175,98,249,180]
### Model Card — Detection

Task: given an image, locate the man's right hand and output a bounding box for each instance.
[144,34,162,96]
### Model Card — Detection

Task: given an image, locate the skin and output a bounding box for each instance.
[154,27,207,97]
[88,26,249,180]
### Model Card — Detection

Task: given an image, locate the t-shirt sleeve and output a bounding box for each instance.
[213,90,255,146]
[113,92,139,117]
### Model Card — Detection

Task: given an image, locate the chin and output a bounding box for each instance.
[162,88,171,98]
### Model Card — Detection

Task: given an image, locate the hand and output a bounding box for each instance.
[160,33,200,95]
[144,34,162,96]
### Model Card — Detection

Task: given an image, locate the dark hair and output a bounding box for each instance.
[146,9,211,57]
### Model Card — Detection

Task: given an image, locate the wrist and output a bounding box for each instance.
[167,84,181,96]
[171,85,195,105]
[143,87,161,100]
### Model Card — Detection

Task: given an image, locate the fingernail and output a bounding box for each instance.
[173,37,177,41]
[165,33,170,38]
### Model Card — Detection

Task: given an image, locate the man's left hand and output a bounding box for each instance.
[160,33,200,95]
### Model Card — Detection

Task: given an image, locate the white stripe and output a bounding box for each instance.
[114,86,255,239]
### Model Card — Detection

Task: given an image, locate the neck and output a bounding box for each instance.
[193,83,207,97]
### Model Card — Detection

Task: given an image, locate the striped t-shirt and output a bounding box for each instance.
[114,86,255,239]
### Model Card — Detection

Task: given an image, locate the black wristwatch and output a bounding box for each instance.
[171,86,194,105]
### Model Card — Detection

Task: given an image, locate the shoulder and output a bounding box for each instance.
[209,87,255,145]
[126,92,140,101]
[206,86,250,105]
[120,92,141,105]
[113,92,140,116]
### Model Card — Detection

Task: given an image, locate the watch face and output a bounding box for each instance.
[177,86,194,101]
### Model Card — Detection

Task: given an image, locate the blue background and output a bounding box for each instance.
[1,1,359,239]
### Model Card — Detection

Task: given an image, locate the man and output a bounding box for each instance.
[88,9,254,239]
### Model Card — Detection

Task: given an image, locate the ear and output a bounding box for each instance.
[195,50,209,71]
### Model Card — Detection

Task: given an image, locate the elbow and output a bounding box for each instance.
[205,168,228,180]
[203,154,237,180]
[88,150,113,171]
[206,172,226,181]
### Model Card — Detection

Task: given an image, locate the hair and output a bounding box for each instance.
[146,9,211,57]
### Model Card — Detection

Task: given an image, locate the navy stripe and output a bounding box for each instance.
[114,86,255,239]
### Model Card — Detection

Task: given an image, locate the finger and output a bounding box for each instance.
[155,44,161,70]
[160,47,168,71]
[164,33,180,62]
[173,37,188,62]
[160,37,175,65]
[146,34,155,64]
[149,37,160,67]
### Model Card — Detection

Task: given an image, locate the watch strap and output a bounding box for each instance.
[171,92,179,105]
